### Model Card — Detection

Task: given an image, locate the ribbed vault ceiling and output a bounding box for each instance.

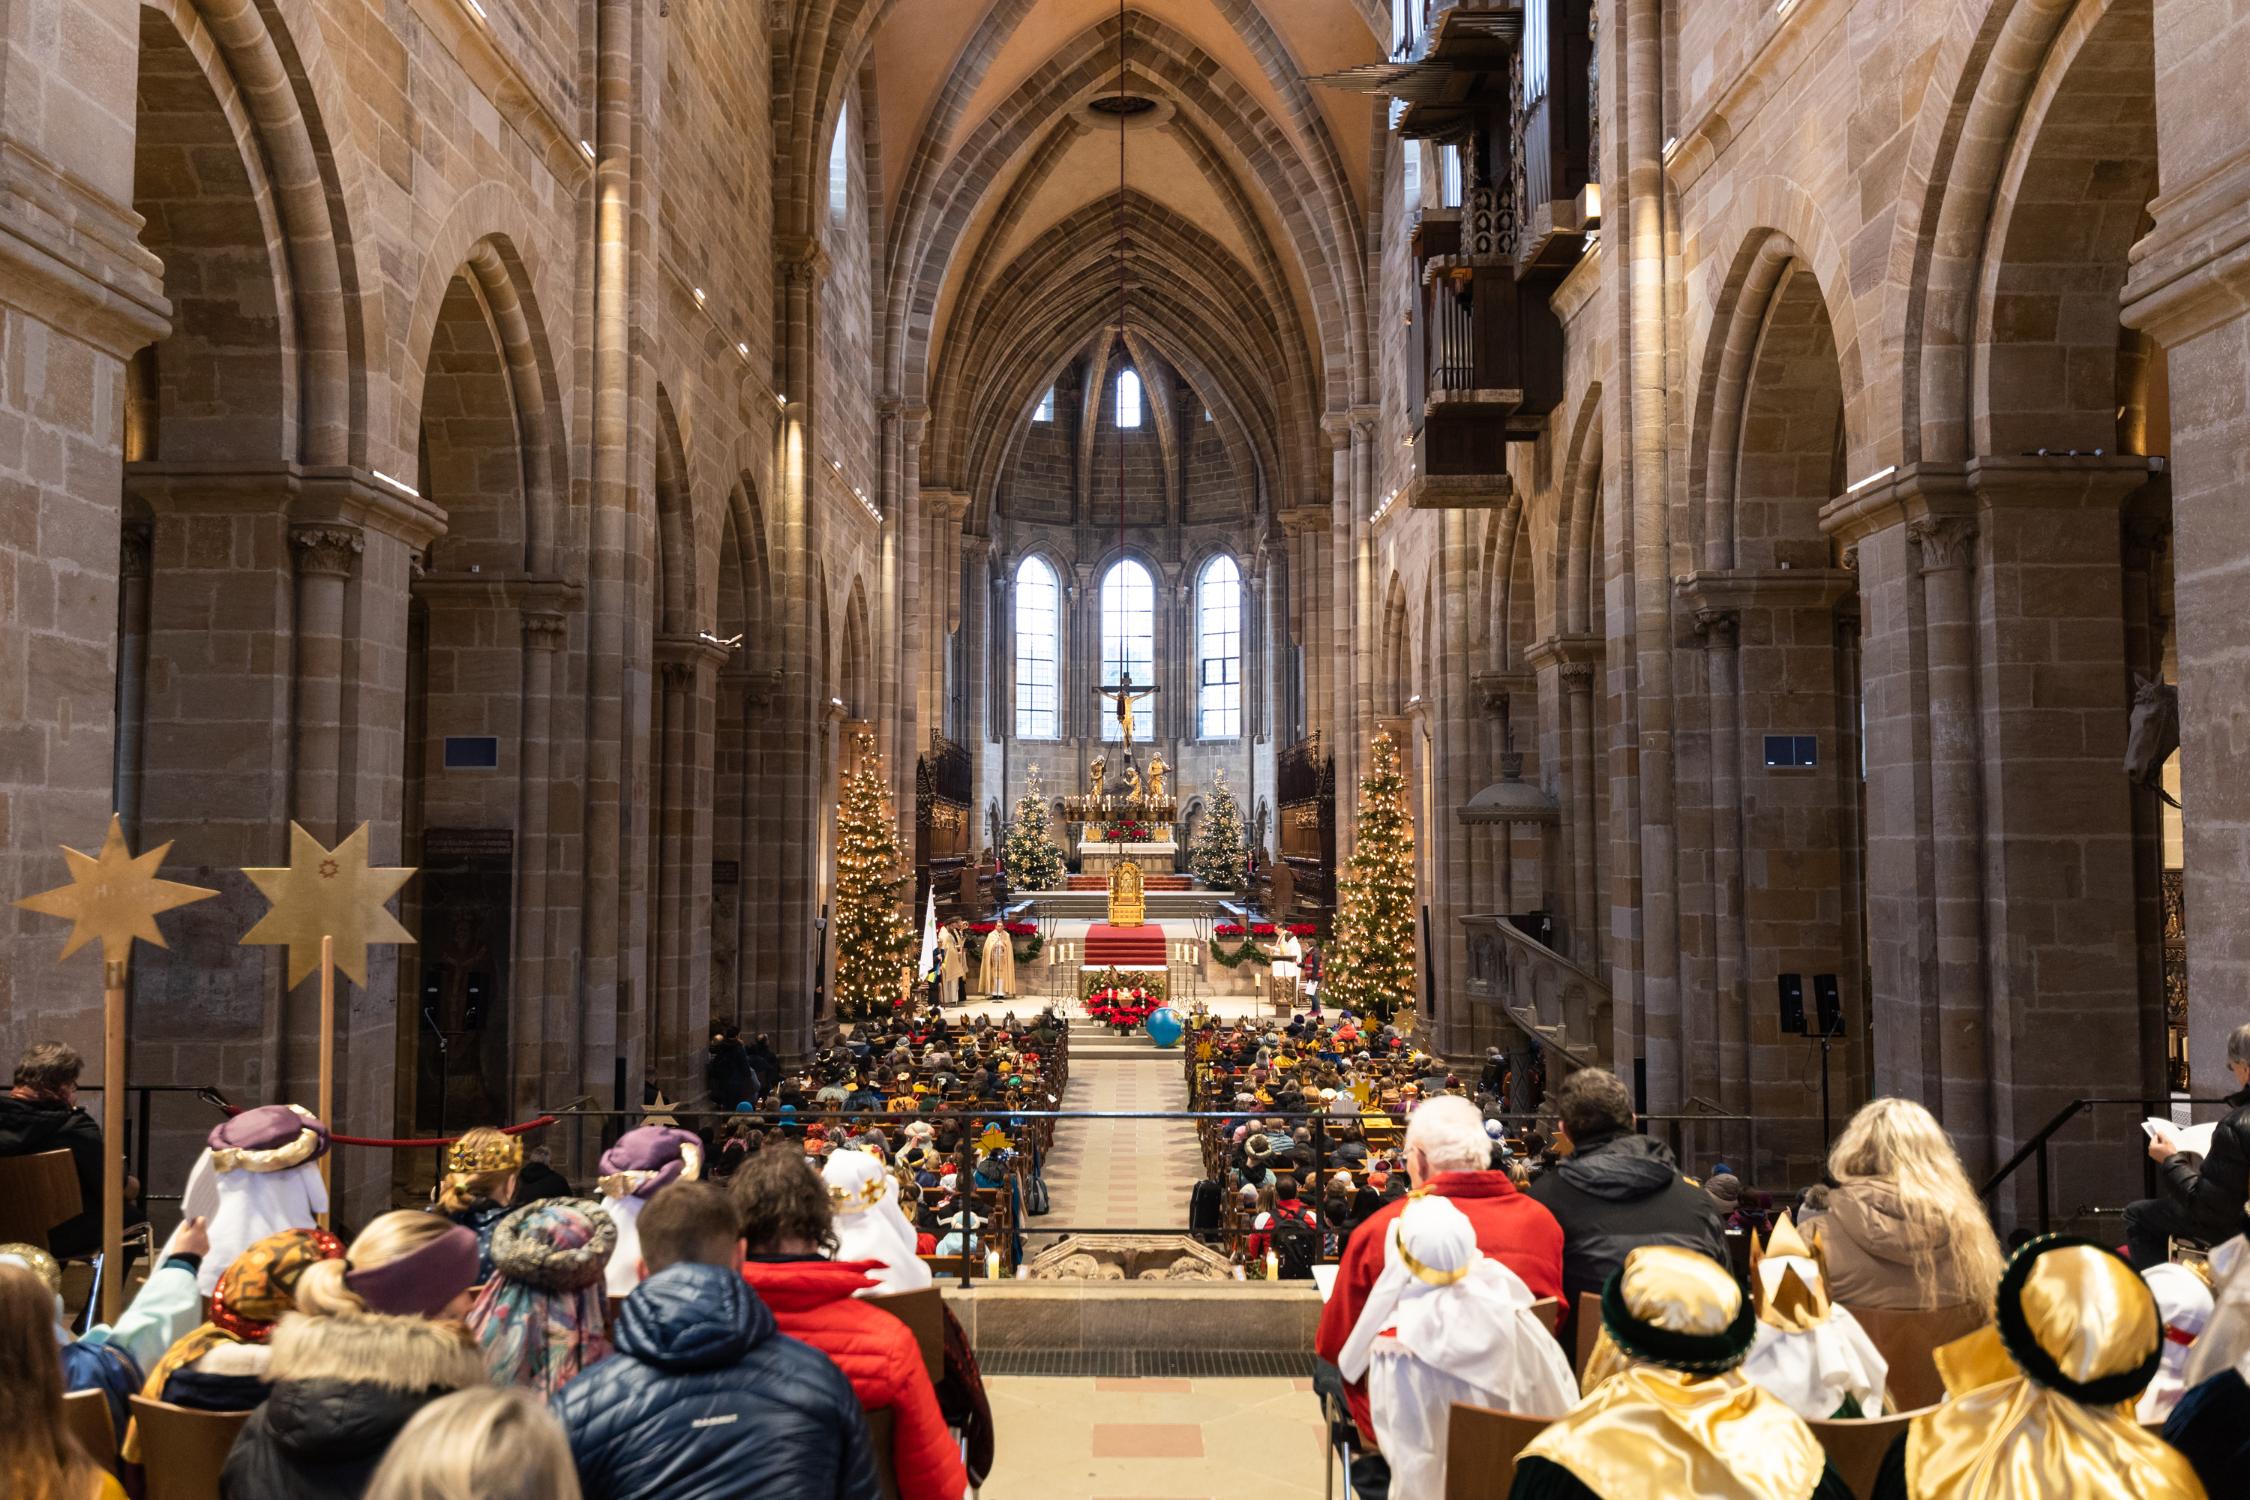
[858,0,1386,532]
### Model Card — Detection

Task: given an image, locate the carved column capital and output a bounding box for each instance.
[1909,516,1979,574]
[522,611,569,652]
[1559,659,1597,691]
[1693,606,1739,644]
[290,524,365,579]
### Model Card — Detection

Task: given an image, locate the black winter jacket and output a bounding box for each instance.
[556,1261,883,1500]
[0,1092,107,1257]
[219,1377,439,1500]
[2160,1085,2250,1244]
[1524,1129,1727,1307]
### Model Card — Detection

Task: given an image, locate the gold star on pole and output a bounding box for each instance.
[240,822,416,988]
[14,815,217,972]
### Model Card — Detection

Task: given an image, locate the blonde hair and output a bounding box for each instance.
[268,1310,484,1394]
[1827,1097,2005,1307]
[297,1210,468,1317]
[0,1264,97,1500]
[436,1127,520,1214]
[363,1387,582,1500]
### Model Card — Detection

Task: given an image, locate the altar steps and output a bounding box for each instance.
[1067,873,1194,892]
[1020,889,1223,921]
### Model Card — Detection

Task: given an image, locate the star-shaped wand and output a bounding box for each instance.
[15,815,217,1320]
[240,822,417,1205]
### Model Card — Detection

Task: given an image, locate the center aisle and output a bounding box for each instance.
[1035,1017,1205,1244]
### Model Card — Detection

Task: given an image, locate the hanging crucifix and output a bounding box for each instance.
[1093,671,1160,752]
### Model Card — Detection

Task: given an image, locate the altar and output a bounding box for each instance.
[1078,834,1178,879]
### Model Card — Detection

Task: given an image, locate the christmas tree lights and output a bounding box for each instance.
[1326,729,1418,1021]
[832,732,915,1021]
[1190,766,1249,890]
[1002,766,1067,893]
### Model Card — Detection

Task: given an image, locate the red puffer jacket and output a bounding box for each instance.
[741,1258,968,1500]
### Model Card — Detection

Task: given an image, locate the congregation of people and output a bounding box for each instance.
[0,1031,1008,1500]
[10,1010,2250,1498]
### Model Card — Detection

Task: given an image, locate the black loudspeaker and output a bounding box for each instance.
[1813,973,1844,1037]
[1777,973,1807,1035]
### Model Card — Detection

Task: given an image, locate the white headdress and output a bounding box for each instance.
[1738,1213,1889,1419]
[1338,1195,1577,1412]
[179,1104,331,1296]
[2138,1260,2216,1422]
[823,1148,932,1293]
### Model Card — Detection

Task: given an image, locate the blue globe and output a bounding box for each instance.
[1144,1006,1183,1049]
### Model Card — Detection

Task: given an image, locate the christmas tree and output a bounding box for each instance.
[1326,729,1418,1021]
[1190,767,1249,890]
[1003,766,1067,892]
[832,732,916,1021]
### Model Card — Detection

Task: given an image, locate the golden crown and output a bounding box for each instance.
[446,1133,525,1175]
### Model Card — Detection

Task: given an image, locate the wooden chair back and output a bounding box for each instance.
[1573,1290,1603,1374]
[1840,1302,1986,1414]
[871,1285,947,1384]
[1808,1409,1921,1499]
[1443,1402,1556,1500]
[866,1406,901,1500]
[130,1396,250,1500]
[1526,1296,1563,1338]
[0,1150,83,1250]
[63,1389,118,1476]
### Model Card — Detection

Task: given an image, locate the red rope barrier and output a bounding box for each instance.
[216,1103,560,1149]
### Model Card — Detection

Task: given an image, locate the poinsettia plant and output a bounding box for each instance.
[961,919,1043,962]
[1078,966,1167,1032]
[1102,820,1156,842]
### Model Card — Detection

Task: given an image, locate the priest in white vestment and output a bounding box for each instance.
[978,924,1016,997]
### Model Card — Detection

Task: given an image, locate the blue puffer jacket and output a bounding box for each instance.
[555,1262,883,1500]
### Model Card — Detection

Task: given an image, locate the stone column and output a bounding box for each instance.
[1695,608,1747,1116]
[515,611,568,1116]
[1909,514,1991,1169]
[289,525,365,840]
[1969,458,2148,1197]
[961,534,992,846]
[114,524,153,843]
[0,0,169,1058]
[2123,29,2250,1090]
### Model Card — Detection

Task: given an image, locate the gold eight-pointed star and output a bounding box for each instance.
[240,822,416,989]
[13,815,217,972]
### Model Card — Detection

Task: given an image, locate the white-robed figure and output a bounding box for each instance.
[1738,1212,1889,1419]
[1339,1195,1579,1498]
[939,924,970,1008]
[824,1147,933,1294]
[978,923,1015,997]
[596,1125,704,1296]
[177,1104,330,1296]
[2137,1261,2214,1423]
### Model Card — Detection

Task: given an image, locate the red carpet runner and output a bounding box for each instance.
[1082,923,1168,968]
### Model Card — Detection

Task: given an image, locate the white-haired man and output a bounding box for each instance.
[1315,1094,1563,1462]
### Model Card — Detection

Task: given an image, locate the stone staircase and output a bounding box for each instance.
[1027,888,1225,921]
[1066,1014,1177,1061]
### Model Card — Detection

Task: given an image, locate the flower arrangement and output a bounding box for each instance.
[1084,985,1161,1032]
[1079,966,1167,1033]
[1101,819,1156,843]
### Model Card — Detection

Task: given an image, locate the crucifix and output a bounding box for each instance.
[1093,671,1160,751]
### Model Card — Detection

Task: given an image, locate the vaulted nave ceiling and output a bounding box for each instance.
[856,0,1388,530]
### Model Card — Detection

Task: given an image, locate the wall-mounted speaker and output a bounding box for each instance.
[1813,973,1844,1037]
[1777,973,1806,1036]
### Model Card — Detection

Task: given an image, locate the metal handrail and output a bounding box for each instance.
[1981,1094,2235,1235]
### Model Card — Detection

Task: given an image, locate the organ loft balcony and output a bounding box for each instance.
[1314,0,1599,510]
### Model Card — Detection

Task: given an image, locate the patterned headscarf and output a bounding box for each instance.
[467,1198,617,1397]
[129,1227,344,1460]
